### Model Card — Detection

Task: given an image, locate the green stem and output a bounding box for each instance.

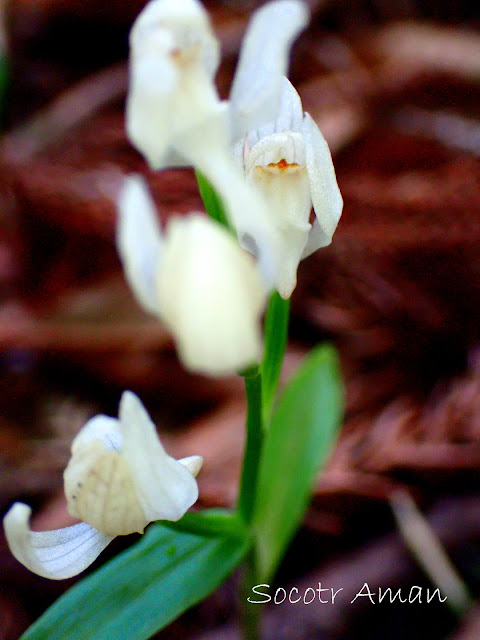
[237,365,263,524]
[261,292,291,425]
[240,548,262,640]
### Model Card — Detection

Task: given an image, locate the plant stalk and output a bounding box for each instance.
[240,548,262,640]
[238,365,263,524]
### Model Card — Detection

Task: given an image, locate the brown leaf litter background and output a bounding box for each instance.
[2,0,480,638]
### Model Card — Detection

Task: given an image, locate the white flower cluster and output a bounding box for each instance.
[118,0,343,376]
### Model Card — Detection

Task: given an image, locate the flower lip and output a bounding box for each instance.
[268,159,298,169]
[255,159,302,175]
[245,130,306,173]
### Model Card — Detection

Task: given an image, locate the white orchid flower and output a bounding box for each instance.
[127,0,308,171]
[125,0,309,290]
[234,77,343,299]
[3,391,202,580]
[117,175,266,376]
[126,0,222,171]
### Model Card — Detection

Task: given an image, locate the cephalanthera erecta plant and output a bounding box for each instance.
[5,2,344,640]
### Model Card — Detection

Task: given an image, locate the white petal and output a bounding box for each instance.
[232,135,247,172]
[172,117,283,290]
[119,391,200,521]
[127,0,221,169]
[302,112,343,256]
[157,215,266,375]
[248,77,304,147]
[3,503,113,580]
[116,175,163,316]
[273,76,304,134]
[155,147,190,170]
[275,233,308,299]
[229,0,309,142]
[130,0,220,79]
[126,47,178,168]
[70,415,123,454]
[171,100,230,166]
[302,217,331,256]
[220,178,283,289]
[140,64,223,171]
[179,455,203,477]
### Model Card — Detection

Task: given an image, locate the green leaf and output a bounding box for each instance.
[195,169,232,232]
[261,291,290,423]
[21,516,249,640]
[253,344,343,581]
[164,508,246,537]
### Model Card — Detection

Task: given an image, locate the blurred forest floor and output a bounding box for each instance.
[3,0,480,638]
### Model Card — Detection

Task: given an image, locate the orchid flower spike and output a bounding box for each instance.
[234,77,343,299]
[3,392,202,580]
[125,0,310,295]
[117,175,266,376]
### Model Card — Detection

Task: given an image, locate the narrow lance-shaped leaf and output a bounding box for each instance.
[20,515,249,640]
[165,508,246,538]
[253,344,343,581]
